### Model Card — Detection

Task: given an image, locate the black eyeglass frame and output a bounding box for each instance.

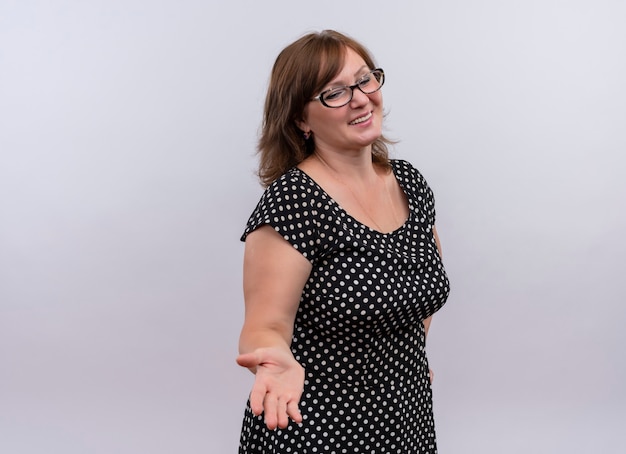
[311,68,385,108]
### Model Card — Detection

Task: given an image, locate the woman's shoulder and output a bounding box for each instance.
[390,159,429,188]
[242,167,324,257]
[263,166,320,197]
[255,167,331,214]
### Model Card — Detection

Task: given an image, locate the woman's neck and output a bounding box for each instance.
[312,148,379,182]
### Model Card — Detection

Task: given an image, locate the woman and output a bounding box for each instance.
[237,30,450,453]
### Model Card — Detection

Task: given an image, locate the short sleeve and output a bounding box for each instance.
[240,169,319,262]
[392,160,437,228]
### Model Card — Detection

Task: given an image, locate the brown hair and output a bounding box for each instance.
[257,30,392,187]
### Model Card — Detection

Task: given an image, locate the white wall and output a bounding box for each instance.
[1,1,624,453]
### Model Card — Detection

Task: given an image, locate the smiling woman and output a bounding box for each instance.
[236,29,451,453]
[297,49,385,159]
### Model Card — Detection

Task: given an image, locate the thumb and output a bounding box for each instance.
[236,351,262,369]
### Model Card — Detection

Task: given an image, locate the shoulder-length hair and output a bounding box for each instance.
[257,30,392,187]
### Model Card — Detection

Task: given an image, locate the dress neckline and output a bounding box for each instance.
[292,160,412,236]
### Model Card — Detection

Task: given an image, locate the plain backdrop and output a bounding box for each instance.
[1,1,625,453]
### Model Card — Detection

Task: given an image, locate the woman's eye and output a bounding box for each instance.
[324,88,346,100]
[358,75,372,86]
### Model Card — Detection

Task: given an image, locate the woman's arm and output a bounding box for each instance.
[423,226,443,339]
[433,225,443,260]
[424,225,444,382]
[236,224,313,429]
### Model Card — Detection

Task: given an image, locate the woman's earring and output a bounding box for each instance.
[303,131,311,140]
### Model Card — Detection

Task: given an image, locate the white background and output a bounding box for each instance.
[1,1,625,453]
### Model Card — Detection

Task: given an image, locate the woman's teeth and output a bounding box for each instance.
[349,112,372,125]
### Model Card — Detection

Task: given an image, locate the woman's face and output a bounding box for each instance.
[298,48,383,155]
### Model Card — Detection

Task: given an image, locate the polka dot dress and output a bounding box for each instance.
[239,160,450,453]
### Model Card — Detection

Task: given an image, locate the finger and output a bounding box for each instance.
[276,397,289,429]
[248,383,267,416]
[286,399,303,424]
[429,368,434,384]
[263,392,279,430]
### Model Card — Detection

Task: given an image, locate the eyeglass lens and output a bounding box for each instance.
[320,69,384,108]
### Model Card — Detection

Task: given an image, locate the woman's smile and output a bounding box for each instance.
[349,111,373,125]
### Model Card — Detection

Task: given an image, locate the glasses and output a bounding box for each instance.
[312,68,385,108]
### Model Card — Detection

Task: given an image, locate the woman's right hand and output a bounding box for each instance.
[236,347,305,430]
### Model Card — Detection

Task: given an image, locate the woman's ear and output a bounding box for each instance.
[295,117,308,134]
[296,120,312,140]
[295,106,310,134]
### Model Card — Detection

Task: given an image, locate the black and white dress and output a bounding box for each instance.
[239,159,450,453]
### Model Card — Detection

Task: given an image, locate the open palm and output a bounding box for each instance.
[237,347,305,429]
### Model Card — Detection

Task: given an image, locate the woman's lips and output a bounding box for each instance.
[349,111,373,125]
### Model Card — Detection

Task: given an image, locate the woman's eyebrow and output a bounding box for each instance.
[353,65,369,77]
[326,66,370,88]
